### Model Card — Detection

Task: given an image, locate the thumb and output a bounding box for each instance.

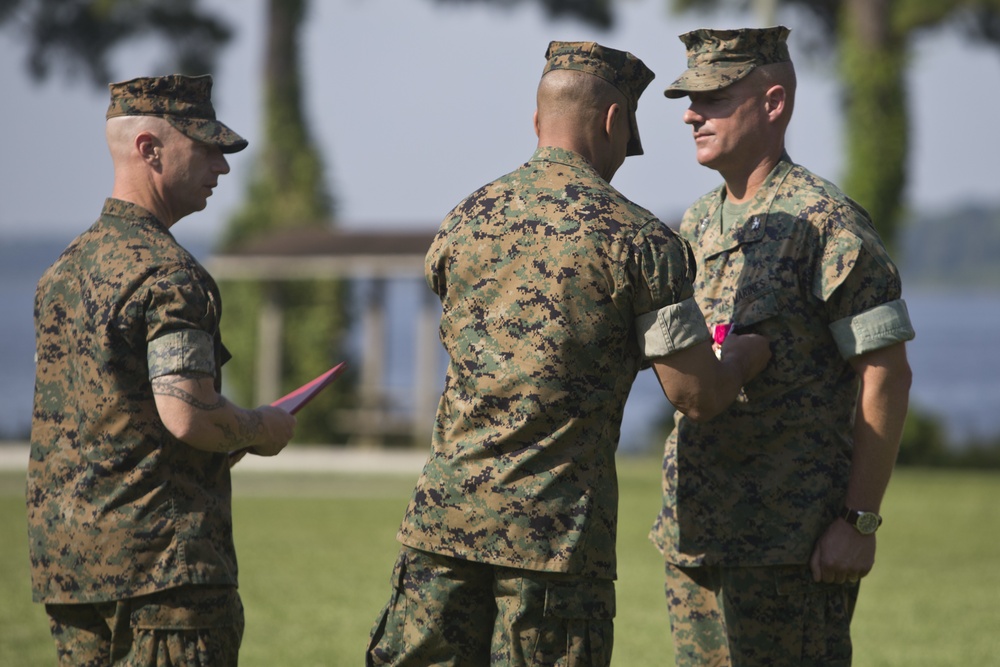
[809,545,822,582]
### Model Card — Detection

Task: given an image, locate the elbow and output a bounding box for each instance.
[160,413,215,450]
[162,416,199,445]
[683,402,725,423]
[672,393,726,423]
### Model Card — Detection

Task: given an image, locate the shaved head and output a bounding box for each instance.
[536,69,627,130]
[752,61,797,125]
[105,115,174,162]
[534,68,633,182]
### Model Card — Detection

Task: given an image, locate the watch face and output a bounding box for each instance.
[856,512,880,534]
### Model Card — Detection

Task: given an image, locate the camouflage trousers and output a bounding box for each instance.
[664,562,859,667]
[44,585,243,667]
[367,546,615,666]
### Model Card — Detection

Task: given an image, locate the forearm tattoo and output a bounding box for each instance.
[220,409,265,446]
[151,373,227,411]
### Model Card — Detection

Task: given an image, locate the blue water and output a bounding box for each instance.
[2,237,998,449]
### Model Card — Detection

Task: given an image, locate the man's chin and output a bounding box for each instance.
[180,199,209,220]
[696,155,718,170]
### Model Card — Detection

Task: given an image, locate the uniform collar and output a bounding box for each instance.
[530,145,601,177]
[692,154,795,258]
[102,198,172,236]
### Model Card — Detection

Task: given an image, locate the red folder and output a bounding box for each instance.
[271,361,347,414]
[228,362,347,463]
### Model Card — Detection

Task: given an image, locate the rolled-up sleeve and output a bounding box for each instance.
[635,297,711,359]
[829,298,915,359]
[147,329,217,379]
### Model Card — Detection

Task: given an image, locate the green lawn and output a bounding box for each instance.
[2,461,998,666]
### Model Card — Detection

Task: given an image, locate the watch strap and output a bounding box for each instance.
[841,506,883,533]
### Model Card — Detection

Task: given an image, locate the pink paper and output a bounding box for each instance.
[271,361,348,414]
[713,323,733,346]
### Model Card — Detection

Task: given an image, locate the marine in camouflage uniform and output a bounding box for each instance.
[28,74,295,666]
[648,27,916,666]
[367,41,771,667]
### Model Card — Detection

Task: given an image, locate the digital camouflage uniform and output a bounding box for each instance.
[650,27,915,667]
[28,74,247,666]
[368,41,711,667]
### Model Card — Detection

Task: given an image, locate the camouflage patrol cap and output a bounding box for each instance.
[543,41,655,156]
[664,26,791,99]
[106,74,248,153]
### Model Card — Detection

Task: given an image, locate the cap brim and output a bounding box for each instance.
[663,64,756,99]
[166,116,248,154]
[626,107,643,157]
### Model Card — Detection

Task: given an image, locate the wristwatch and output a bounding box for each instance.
[841,507,882,535]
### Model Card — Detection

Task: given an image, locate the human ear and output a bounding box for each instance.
[764,85,786,120]
[605,102,622,139]
[135,132,160,164]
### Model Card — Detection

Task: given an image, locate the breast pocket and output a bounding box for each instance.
[733,288,780,332]
[732,288,810,402]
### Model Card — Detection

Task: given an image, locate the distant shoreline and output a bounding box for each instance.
[5,240,1000,448]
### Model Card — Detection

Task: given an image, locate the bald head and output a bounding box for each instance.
[534,68,633,181]
[536,69,627,133]
[106,115,174,163]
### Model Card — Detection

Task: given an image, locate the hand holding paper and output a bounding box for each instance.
[228,362,347,465]
[270,361,347,414]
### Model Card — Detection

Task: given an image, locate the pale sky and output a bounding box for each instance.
[2,0,998,248]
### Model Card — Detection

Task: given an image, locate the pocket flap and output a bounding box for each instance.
[733,288,780,329]
[543,579,615,620]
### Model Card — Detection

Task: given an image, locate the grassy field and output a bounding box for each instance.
[2,460,999,666]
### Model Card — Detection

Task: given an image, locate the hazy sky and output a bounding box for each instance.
[2,0,998,247]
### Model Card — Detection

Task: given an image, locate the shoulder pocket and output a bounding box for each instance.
[813,227,862,302]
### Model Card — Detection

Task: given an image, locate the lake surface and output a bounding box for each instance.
[2,237,997,450]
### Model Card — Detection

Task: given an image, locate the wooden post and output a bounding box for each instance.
[413,281,440,445]
[356,278,386,446]
[255,283,284,406]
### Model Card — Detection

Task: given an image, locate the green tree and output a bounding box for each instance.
[0,0,231,84]
[433,0,614,27]
[218,0,350,444]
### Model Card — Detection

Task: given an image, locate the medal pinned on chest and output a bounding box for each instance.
[713,323,734,359]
